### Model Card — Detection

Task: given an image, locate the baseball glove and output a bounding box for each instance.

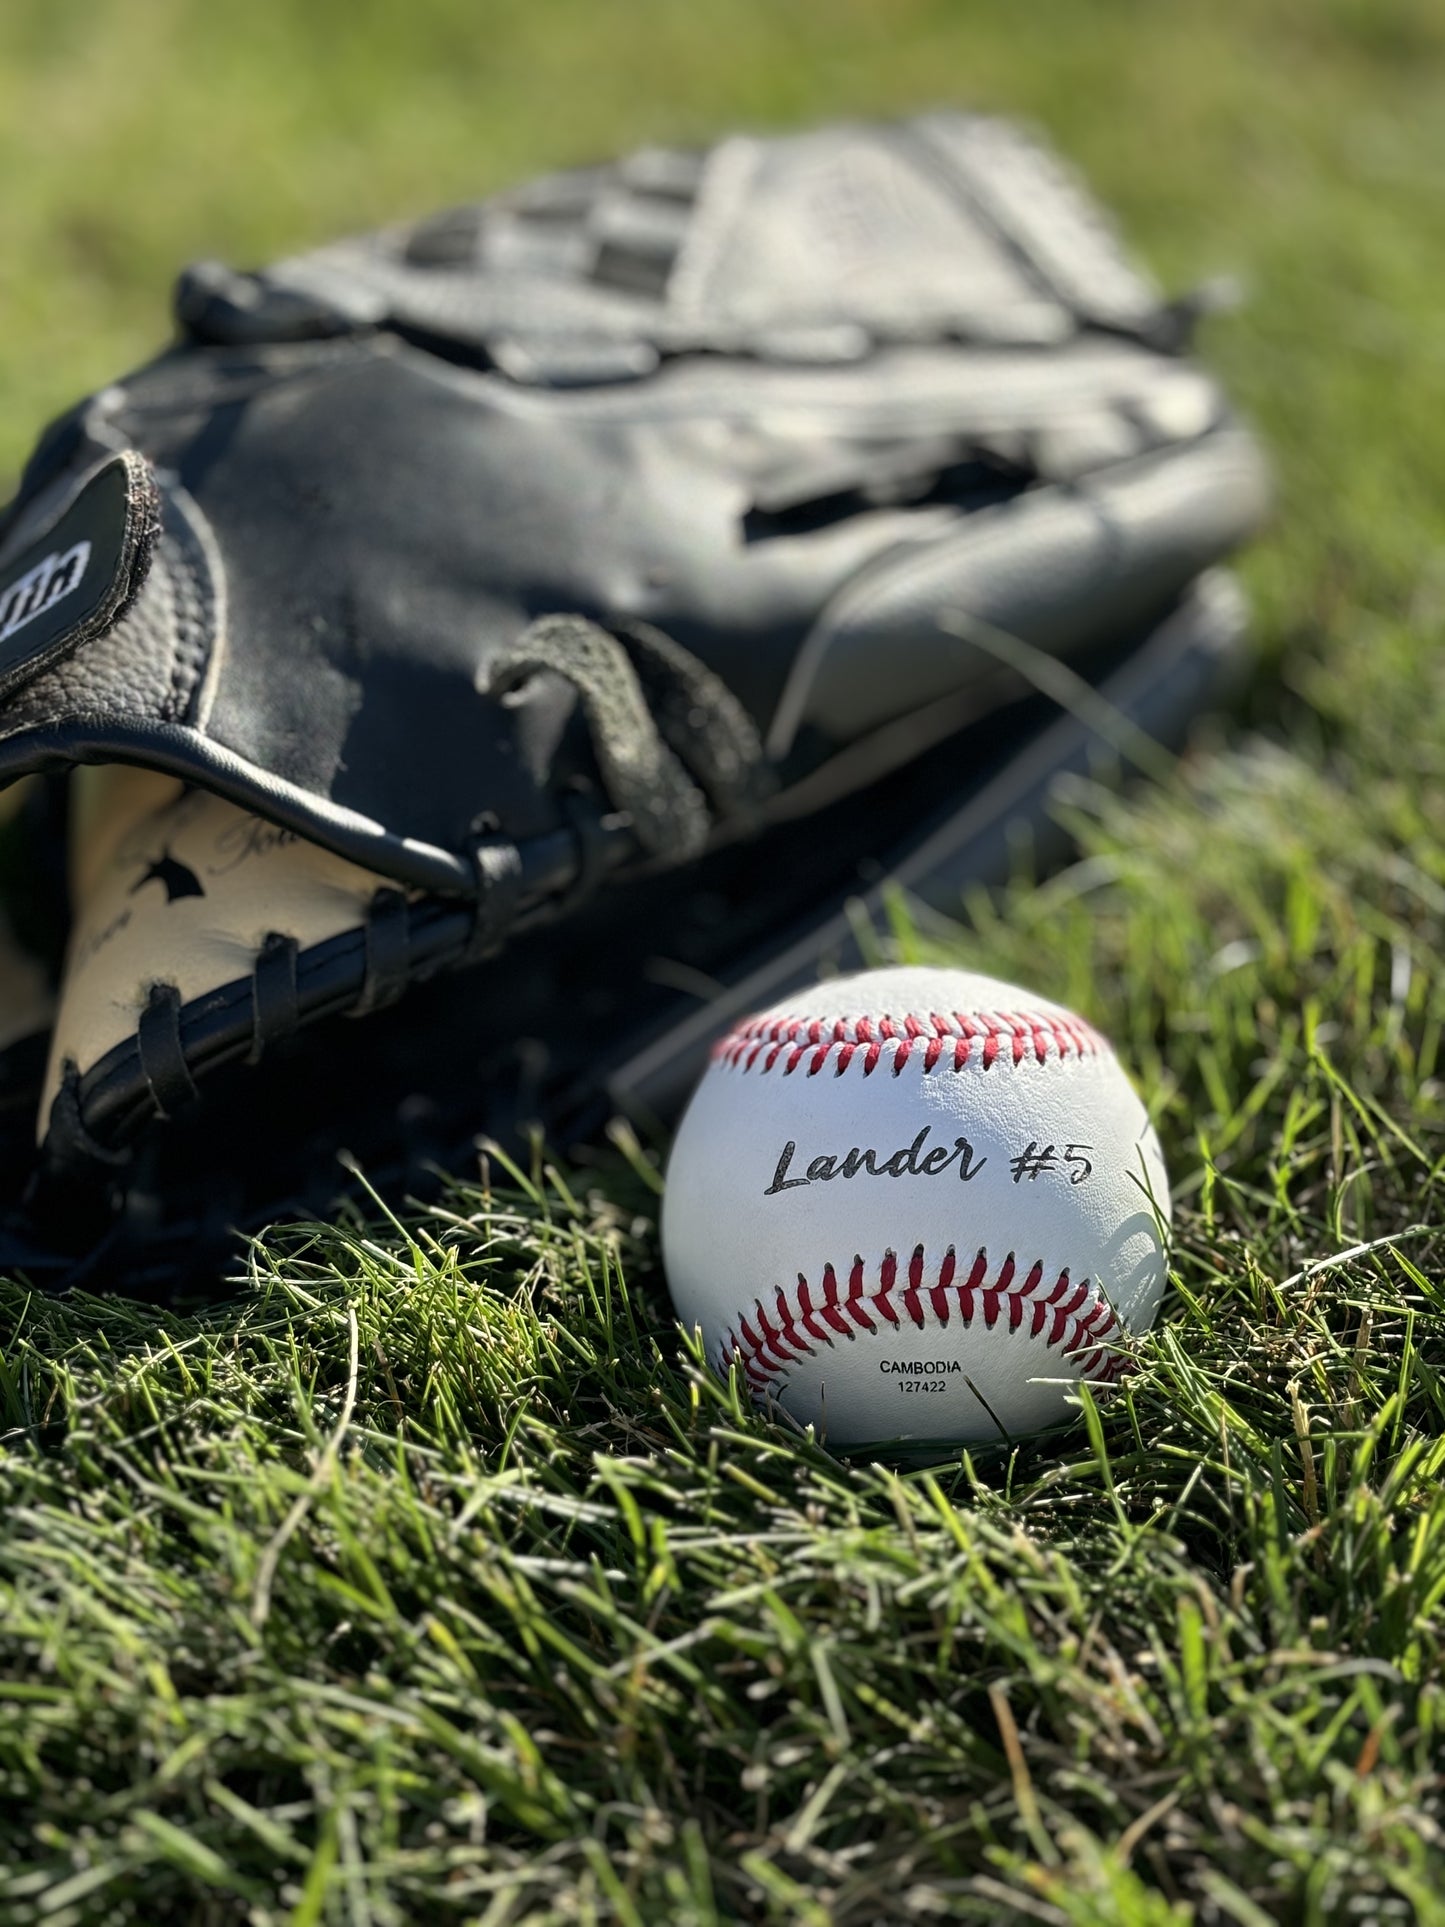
[0,113,1270,1283]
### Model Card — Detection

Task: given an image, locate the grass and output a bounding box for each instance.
[3,0,1445,1919]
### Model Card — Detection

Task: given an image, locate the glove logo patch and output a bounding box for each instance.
[0,451,160,701]
[0,540,91,646]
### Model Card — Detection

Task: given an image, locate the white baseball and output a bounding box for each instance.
[661,966,1170,1447]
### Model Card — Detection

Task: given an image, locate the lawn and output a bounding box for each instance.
[2,0,1445,1920]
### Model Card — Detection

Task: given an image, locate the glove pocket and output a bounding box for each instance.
[37,766,396,1163]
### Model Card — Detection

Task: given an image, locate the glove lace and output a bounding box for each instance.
[488,613,768,865]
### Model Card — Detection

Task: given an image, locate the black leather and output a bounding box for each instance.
[0,114,1269,918]
[0,454,158,701]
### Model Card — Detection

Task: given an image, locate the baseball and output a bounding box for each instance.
[661,966,1171,1447]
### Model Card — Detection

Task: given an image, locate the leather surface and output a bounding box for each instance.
[0,455,159,703]
[0,113,1269,902]
[44,767,387,1130]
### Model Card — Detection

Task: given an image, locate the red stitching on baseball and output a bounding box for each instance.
[712,1007,1104,1076]
[720,1245,1127,1397]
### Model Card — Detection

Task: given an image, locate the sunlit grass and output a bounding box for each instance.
[3,0,1445,1918]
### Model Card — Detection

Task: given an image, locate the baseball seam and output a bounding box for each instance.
[713,1007,1103,1078]
[721,1244,1127,1397]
